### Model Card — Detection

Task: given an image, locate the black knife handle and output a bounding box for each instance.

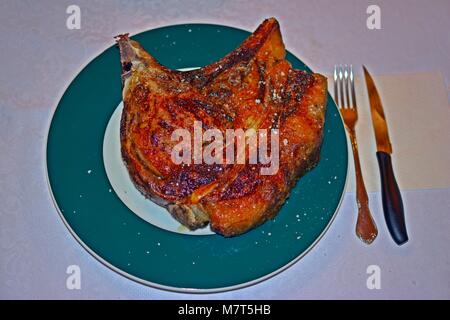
[376,152,408,245]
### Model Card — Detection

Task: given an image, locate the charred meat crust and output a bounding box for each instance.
[116,18,327,236]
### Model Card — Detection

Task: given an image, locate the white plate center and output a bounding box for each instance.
[103,100,214,236]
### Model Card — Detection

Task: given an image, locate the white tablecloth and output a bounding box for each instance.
[1,0,449,299]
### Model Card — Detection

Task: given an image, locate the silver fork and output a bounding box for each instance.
[334,65,378,244]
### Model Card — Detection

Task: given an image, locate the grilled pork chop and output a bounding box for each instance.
[116,18,327,236]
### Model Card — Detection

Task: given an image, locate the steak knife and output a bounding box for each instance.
[363,66,408,245]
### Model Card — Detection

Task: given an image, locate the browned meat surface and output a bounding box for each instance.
[116,18,327,236]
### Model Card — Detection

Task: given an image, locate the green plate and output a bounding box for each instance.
[46,23,348,292]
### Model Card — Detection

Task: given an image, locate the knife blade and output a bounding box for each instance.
[363,66,408,245]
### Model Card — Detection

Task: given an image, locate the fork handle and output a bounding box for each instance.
[376,152,408,245]
[348,130,378,244]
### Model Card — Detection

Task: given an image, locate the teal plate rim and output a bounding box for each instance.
[45,22,348,293]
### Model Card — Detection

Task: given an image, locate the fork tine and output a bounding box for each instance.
[350,65,357,110]
[333,65,339,107]
[338,65,345,108]
[344,65,351,109]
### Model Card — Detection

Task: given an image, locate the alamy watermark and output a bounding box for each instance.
[66,265,81,290]
[366,264,381,290]
[66,5,81,30]
[171,121,280,175]
[367,5,381,30]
